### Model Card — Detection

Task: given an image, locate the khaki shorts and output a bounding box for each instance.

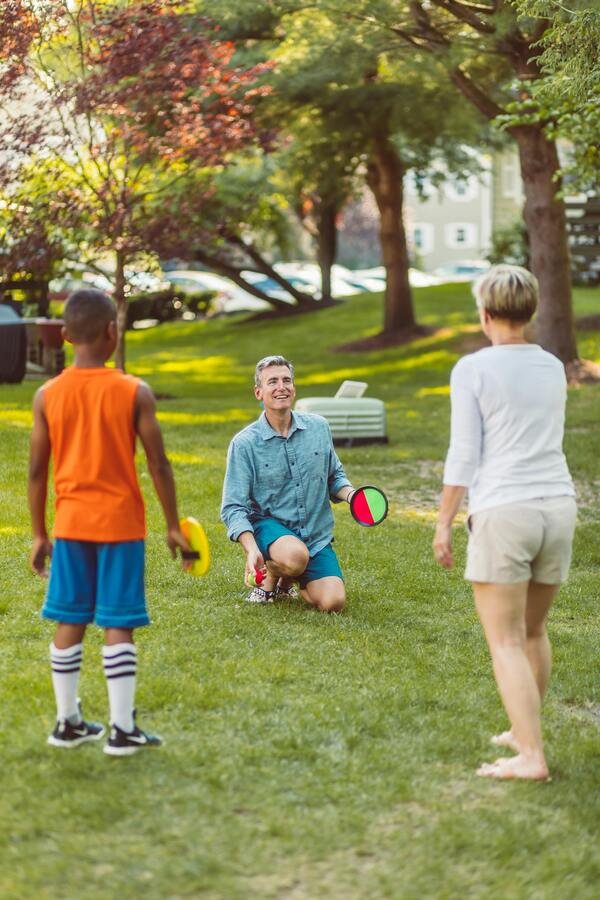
[465,496,577,584]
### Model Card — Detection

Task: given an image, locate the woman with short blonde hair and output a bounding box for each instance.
[434,264,576,781]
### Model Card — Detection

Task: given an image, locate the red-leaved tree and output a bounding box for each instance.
[0,1,272,368]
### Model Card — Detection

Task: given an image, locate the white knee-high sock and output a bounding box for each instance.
[50,642,83,723]
[102,643,137,733]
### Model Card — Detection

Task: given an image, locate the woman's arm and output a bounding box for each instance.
[434,358,482,569]
[433,485,467,569]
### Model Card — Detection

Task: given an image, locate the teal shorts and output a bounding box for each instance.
[252,518,343,588]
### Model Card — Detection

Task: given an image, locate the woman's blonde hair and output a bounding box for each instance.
[473,264,538,322]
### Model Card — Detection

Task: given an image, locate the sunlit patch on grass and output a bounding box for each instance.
[416,386,450,398]
[0,408,32,428]
[157,409,251,426]
[298,352,457,389]
[169,452,218,466]
[131,354,248,384]
[0,526,24,535]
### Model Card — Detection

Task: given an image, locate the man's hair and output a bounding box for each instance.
[473,264,538,323]
[254,355,295,387]
[63,288,116,343]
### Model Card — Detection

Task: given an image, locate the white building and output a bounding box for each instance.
[403,156,493,272]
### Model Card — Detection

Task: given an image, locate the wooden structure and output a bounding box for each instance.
[566,199,600,285]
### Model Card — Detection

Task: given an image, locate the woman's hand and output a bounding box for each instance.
[433,522,454,569]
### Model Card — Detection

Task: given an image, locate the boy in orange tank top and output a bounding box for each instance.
[28,289,191,755]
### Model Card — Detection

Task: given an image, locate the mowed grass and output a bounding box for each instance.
[1,284,599,899]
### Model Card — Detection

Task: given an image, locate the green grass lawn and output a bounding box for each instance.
[1,284,599,899]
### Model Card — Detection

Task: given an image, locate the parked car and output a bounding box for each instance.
[273,262,363,297]
[124,270,171,294]
[163,270,270,313]
[241,270,317,303]
[433,260,491,282]
[49,271,114,301]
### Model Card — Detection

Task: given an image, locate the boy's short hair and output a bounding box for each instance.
[254,355,294,387]
[473,264,538,323]
[64,289,116,343]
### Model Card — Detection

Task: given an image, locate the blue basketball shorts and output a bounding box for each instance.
[42,538,149,628]
[252,518,343,588]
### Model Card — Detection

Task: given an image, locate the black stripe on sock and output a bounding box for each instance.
[105,670,137,680]
[51,665,81,674]
[103,653,136,664]
[103,659,137,671]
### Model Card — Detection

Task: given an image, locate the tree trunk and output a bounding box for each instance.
[367,135,415,334]
[114,249,127,371]
[38,280,50,318]
[512,126,577,364]
[316,200,337,303]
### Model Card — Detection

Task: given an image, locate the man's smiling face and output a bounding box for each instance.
[255,365,296,412]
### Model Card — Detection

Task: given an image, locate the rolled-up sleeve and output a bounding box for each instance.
[443,358,482,487]
[221,439,255,542]
[326,424,351,502]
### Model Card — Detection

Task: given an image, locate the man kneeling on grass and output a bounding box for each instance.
[221,355,355,611]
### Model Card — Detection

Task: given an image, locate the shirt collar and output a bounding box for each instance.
[258,410,306,440]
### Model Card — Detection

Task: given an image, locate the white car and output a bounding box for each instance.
[273,262,363,297]
[163,270,269,313]
[348,267,442,290]
[125,270,171,294]
[433,260,491,282]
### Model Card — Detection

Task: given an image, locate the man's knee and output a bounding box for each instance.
[316,592,345,613]
[270,540,309,577]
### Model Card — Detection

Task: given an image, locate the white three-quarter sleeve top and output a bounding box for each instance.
[443,344,575,515]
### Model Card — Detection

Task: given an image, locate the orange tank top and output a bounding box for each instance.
[43,367,146,542]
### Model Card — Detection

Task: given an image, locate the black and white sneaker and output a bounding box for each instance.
[47,709,105,749]
[245,586,274,604]
[103,722,163,757]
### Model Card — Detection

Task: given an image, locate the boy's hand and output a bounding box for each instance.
[31,536,53,577]
[166,526,193,569]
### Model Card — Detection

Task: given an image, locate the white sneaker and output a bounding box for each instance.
[245,586,274,604]
[274,582,299,601]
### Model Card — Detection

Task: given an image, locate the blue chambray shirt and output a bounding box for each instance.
[221,411,351,556]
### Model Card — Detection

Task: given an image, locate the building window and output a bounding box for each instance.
[410,222,434,255]
[502,160,522,201]
[445,223,477,249]
[445,177,478,203]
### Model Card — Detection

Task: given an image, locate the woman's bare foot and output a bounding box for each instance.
[491,730,520,753]
[476,754,550,782]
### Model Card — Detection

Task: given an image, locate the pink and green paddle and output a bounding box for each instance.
[349,486,388,527]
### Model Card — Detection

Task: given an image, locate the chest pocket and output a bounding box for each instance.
[308,447,329,482]
[257,459,289,486]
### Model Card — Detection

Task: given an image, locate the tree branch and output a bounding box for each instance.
[428,0,495,34]
[191,248,297,312]
[449,67,506,120]
[224,233,318,305]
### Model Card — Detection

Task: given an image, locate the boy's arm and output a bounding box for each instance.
[28,388,53,576]
[134,383,191,562]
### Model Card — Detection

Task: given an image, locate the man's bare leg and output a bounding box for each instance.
[474,582,549,781]
[262,536,309,592]
[491,581,559,753]
[301,576,345,613]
